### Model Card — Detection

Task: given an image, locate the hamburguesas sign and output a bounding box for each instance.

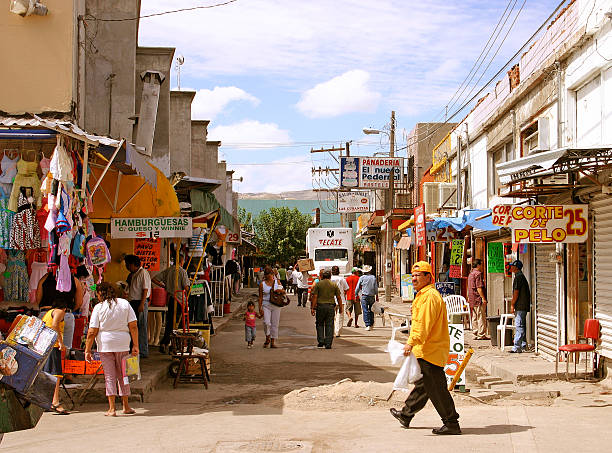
[111,217,192,239]
[494,205,588,244]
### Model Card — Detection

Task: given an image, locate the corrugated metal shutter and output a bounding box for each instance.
[535,244,558,360]
[592,195,612,359]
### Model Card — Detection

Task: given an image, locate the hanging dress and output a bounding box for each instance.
[0,153,18,196]
[0,186,14,249]
[8,159,41,212]
[5,250,29,302]
[10,189,41,250]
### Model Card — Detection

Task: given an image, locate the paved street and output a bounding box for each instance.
[3,289,612,452]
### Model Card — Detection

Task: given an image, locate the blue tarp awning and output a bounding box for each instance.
[431,209,498,231]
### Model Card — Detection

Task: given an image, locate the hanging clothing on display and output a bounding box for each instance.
[0,186,14,249]
[8,159,41,212]
[10,189,41,250]
[49,137,74,182]
[29,261,48,303]
[0,152,18,196]
[5,250,29,302]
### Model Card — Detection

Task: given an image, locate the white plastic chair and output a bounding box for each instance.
[497,313,515,351]
[387,312,410,342]
[443,295,472,330]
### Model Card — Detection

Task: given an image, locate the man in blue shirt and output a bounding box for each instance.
[355,265,379,331]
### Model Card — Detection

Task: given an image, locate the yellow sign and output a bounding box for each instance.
[510,205,588,243]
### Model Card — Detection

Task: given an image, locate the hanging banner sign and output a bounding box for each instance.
[415,204,426,247]
[426,224,460,243]
[448,239,464,278]
[487,242,505,273]
[340,156,403,189]
[337,190,371,213]
[134,238,161,272]
[492,205,513,227]
[445,324,466,386]
[510,205,587,243]
[111,217,192,239]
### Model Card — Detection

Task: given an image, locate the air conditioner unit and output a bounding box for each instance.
[395,192,413,209]
[524,117,550,155]
[438,183,457,209]
[423,182,440,216]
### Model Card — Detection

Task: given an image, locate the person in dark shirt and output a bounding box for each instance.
[509,260,531,353]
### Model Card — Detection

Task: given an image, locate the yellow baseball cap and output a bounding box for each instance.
[412,261,433,274]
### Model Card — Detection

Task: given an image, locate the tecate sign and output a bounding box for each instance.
[337,190,371,213]
[340,156,403,189]
[111,217,193,239]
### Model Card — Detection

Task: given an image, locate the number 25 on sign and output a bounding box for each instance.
[511,205,588,244]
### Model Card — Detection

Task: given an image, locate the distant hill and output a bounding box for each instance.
[239,189,319,200]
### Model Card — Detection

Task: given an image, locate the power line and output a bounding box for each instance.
[395,0,570,153]
[89,0,239,22]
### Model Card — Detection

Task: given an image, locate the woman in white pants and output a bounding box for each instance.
[258,265,285,348]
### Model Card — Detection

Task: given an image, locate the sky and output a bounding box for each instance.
[138,0,564,194]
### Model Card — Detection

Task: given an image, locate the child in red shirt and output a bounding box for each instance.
[244,301,260,348]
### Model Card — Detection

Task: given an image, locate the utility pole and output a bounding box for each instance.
[384,111,396,304]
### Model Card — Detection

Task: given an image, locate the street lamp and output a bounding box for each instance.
[362,112,396,304]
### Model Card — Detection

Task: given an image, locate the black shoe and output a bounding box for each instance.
[509,349,522,353]
[432,424,461,435]
[389,408,412,429]
[325,345,332,349]
[317,343,325,348]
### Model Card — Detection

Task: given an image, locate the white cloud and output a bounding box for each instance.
[296,70,381,118]
[191,86,259,120]
[208,120,290,145]
[139,0,555,117]
[229,156,313,193]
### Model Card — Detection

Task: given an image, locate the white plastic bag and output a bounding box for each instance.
[371,301,384,314]
[386,339,405,365]
[393,353,423,390]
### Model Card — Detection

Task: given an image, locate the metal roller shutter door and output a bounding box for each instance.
[592,196,612,359]
[535,244,558,360]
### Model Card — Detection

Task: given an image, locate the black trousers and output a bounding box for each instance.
[160,297,184,346]
[315,304,335,347]
[400,358,460,426]
[296,288,307,306]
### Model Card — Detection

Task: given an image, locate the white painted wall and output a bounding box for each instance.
[467,134,488,209]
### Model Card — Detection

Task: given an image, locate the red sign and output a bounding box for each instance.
[134,238,161,272]
[415,204,426,247]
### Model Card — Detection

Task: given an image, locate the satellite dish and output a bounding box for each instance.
[176,55,185,65]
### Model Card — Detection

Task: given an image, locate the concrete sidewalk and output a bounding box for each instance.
[64,288,254,406]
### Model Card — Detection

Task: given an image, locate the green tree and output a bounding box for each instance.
[238,206,253,231]
[253,207,312,264]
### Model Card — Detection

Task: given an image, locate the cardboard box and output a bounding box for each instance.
[297,258,315,272]
[0,343,47,394]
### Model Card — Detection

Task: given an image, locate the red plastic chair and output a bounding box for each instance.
[555,319,599,380]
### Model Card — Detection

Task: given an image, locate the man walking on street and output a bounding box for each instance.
[293,264,309,307]
[355,265,378,331]
[345,267,362,328]
[467,259,489,340]
[152,252,191,353]
[509,259,531,353]
[125,254,151,358]
[310,268,342,349]
[390,261,461,435]
[331,265,349,337]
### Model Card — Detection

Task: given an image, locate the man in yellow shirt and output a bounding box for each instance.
[390,261,461,435]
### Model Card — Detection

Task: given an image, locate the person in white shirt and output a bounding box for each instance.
[331,266,349,337]
[85,282,139,417]
[293,264,310,307]
[124,255,151,358]
[286,266,294,294]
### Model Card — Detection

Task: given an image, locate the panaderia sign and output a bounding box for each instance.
[493,205,588,244]
[340,156,403,189]
[110,217,193,239]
